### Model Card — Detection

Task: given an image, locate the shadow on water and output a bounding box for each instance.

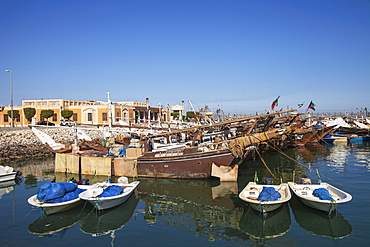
[239,203,291,239]
[289,195,352,239]
[138,178,251,242]
[138,178,297,244]
[0,178,21,199]
[28,191,139,237]
[28,202,92,236]
[79,191,139,236]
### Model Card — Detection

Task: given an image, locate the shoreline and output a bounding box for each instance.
[0,127,106,164]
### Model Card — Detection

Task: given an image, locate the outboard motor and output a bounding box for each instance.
[264,178,273,185]
[80,178,90,185]
[301,178,312,185]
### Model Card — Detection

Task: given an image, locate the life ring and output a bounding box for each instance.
[196,161,202,165]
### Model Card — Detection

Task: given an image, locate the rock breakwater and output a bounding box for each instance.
[0,127,109,164]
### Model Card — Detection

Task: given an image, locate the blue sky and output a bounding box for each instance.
[1,0,369,115]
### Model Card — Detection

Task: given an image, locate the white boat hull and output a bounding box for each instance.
[79,181,140,210]
[239,182,292,213]
[288,182,352,213]
[0,172,17,183]
[28,195,82,215]
[27,184,94,215]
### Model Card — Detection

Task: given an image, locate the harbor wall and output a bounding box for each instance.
[55,153,80,173]
[55,153,139,177]
[113,158,138,177]
[81,156,113,176]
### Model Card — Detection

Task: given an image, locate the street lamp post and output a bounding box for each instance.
[5,70,13,127]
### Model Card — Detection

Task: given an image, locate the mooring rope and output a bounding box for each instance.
[7,208,36,228]
[72,199,90,220]
[266,141,345,187]
[255,147,277,180]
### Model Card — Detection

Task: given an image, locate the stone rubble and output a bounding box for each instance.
[0,127,113,163]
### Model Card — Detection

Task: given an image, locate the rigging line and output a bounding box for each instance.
[7,208,35,228]
[72,199,89,220]
[266,138,345,187]
[255,148,277,180]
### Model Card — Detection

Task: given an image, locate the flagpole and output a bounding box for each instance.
[268,96,280,114]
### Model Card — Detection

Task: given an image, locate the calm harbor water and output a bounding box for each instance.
[1,141,369,247]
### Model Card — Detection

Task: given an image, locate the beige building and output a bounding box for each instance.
[0,98,171,127]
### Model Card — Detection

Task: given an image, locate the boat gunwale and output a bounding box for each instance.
[78,182,140,202]
[27,194,81,208]
[239,182,292,205]
[287,182,352,204]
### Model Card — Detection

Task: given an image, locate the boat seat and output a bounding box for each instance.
[299,189,313,196]
[244,190,260,199]
[279,191,286,198]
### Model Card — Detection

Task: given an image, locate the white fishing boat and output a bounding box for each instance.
[78,178,140,210]
[0,165,21,183]
[28,194,83,215]
[288,178,352,213]
[28,182,94,215]
[239,181,291,213]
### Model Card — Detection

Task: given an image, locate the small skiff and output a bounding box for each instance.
[288,181,352,213]
[0,165,21,183]
[78,180,140,210]
[28,184,93,215]
[239,182,291,213]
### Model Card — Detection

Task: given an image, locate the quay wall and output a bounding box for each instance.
[55,153,114,176]
[55,153,138,177]
[0,126,118,164]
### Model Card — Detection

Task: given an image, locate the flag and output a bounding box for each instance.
[271,96,280,111]
[308,101,316,111]
[277,108,283,117]
[298,103,304,108]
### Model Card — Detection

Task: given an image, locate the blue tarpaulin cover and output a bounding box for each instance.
[257,187,281,201]
[45,188,85,203]
[118,147,136,157]
[37,182,78,201]
[97,185,124,197]
[313,188,333,200]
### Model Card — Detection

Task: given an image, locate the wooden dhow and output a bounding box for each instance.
[137,119,297,181]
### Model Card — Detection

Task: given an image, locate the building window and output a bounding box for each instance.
[87,113,92,121]
[16,115,20,122]
[73,113,78,121]
[4,114,8,122]
[102,112,107,121]
[52,114,57,121]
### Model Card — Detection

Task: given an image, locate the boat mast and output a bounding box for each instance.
[107,92,112,130]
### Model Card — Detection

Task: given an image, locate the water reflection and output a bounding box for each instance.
[139,178,251,242]
[0,178,21,199]
[138,178,240,210]
[239,203,291,239]
[28,203,91,236]
[290,196,352,239]
[79,191,139,236]
[28,192,139,238]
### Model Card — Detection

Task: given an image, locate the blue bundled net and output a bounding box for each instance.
[36,182,85,203]
[313,188,333,200]
[97,185,124,197]
[257,187,281,201]
[45,188,86,203]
